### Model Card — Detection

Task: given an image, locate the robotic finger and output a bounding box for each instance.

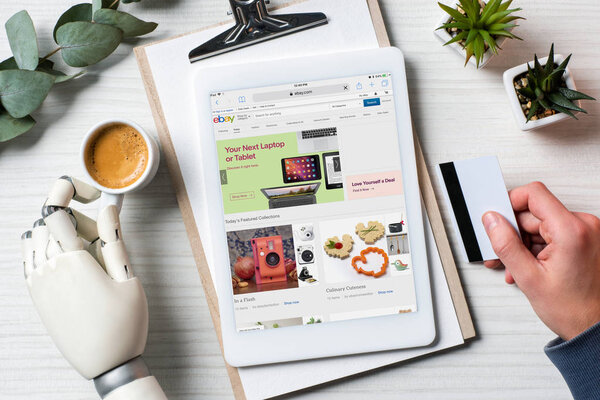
[88,238,106,271]
[21,231,34,278]
[32,218,64,262]
[43,176,100,242]
[45,176,101,209]
[31,219,50,269]
[98,205,132,282]
[42,176,100,253]
[44,209,84,253]
[70,208,99,242]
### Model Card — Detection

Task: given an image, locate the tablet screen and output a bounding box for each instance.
[211,73,417,332]
[281,155,321,183]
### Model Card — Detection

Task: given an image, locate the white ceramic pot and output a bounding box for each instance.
[433,11,514,68]
[503,54,578,131]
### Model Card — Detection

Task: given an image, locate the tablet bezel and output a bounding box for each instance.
[193,47,435,367]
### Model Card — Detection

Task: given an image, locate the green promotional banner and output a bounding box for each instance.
[217,132,344,214]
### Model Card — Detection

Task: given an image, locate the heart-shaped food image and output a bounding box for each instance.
[355,220,385,244]
[351,247,389,277]
[324,234,354,259]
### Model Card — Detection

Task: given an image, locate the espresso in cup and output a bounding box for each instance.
[84,123,149,189]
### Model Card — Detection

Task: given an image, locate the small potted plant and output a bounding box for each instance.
[434,0,524,68]
[503,44,596,131]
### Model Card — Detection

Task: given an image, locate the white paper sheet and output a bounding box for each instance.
[143,1,465,398]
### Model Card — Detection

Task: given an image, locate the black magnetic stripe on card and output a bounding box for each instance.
[439,162,483,262]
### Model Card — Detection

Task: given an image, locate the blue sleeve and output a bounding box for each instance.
[544,321,600,400]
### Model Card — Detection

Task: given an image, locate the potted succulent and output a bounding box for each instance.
[503,44,596,131]
[434,0,523,68]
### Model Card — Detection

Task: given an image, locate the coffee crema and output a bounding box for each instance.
[84,123,149,189]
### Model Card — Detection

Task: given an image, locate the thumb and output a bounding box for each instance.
[482,212,539,288]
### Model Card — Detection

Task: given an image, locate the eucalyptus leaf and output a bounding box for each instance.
[0,107,36,142]
[54,72,84,83]
[93,0,120,16]
[56,21,123,68]
[2,57,73,81]
[0,70,55,118]
[0,57,19,71]
[5,10,39,71]
[94,9,157,38]
[92,0,102,16]
[0,0,155,142]
[36,60,84,83]
[53,4,92,42]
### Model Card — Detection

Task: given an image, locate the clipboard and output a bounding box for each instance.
[134,1,475,398]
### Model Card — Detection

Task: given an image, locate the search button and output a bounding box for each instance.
[363,98,381,107]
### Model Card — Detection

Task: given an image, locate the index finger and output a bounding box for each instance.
[42,176,101,242]
[509,182,572,224]
[44,176,100,211]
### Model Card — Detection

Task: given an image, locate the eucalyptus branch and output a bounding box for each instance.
[0,1,158,142]
[41,47,62,62]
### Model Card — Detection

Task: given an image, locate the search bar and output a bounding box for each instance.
[252,100,364,120]
[253,103,329,119]
[253,84,350,102]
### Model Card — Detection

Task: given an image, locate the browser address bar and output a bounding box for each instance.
[252,84,350,102]
[252,99,363,119]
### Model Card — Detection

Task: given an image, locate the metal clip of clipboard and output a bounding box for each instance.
[188,0,328,63]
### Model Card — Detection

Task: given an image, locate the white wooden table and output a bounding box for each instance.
[1,1,598,399]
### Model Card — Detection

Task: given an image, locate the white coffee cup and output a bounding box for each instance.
[80,119,160,212]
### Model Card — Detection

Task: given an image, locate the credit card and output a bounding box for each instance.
[437,156,520,262]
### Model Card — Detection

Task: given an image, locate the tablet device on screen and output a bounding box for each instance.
[281,155,321,183]
[194,47,435,367]
[322,151,343,189]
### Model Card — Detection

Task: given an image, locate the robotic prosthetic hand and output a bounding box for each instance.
[21,176,167,400]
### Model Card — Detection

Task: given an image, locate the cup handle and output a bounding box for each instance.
[99,193,124,214]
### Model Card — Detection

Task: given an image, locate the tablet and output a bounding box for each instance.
[194,47,435,367]
[322,151,343,189]
[281,155,321,183]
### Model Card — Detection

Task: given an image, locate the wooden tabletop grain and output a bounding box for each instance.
[1,1,598,399]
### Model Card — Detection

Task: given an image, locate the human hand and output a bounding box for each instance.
[22,176,166,399]
[482,182,600,341]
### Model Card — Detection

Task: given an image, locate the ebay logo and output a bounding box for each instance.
[213,115,235,123]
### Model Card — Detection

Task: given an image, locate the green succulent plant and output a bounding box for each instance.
[437,0,524,67]
[518,44,596,121]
